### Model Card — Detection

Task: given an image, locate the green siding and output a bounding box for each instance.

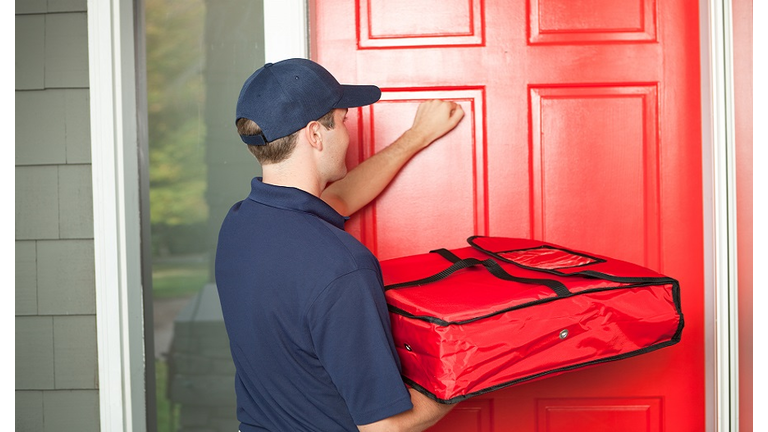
[44,13,89,88]
[15,166,60,239]
[15,241,38,315]
[43,391,100,432]
[15,317,55,389]
[47,0,87,13]
[15,15,44,90]
[16,90,69,165]
[53,316,98,389]
[63,89,92,163]
[16,391,44,432]
[16,1,99,429]
[15,0,46,15]
[58,165,94,238]
[15,89,91,165]
[37,240,96,315]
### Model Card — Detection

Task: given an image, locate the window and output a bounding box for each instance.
[144,0,265,430]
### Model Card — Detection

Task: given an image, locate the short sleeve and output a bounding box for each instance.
[308,268,413,425]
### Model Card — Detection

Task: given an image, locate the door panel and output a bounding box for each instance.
[359,0,484,48]
[536,397,662,432]
[530,85,661,268]
[359,89,487,260]
[530,0,657,44]
[311,0,704,430]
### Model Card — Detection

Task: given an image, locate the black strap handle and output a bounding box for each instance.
[384,257,495,291]
[467,236,677,286]
[430,248,463,263]
[385,249,571,297]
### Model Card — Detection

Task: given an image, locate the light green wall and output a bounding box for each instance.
[15,0,99,430]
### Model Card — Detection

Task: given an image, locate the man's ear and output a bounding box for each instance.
[304,120,323,151]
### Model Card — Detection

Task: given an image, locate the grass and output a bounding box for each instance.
[155,359,180,432]
[151,256,207,431]
[152,257,210,299]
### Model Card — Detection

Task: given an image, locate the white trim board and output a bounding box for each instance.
[264,0,308,62]
[703,0,740,430]
[87,0,147,430]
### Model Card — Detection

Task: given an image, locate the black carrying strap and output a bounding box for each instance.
[385,248,571,297]
[466,236,677,286]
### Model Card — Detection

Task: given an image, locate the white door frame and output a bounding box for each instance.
[701,1,740,430]
[87,0,738,430]
[87,0,146,430]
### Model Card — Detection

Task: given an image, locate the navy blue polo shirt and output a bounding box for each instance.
[215,178,412,431]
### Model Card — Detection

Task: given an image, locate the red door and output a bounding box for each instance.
[311,1,705,430]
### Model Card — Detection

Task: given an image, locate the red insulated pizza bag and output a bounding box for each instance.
[380,236,684,403]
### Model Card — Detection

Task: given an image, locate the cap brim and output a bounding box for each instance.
[334,84,381,108]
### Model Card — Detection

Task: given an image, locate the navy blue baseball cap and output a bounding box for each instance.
[236,58,381,145]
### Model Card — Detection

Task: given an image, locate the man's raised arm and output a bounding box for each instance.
[321,99,465,216]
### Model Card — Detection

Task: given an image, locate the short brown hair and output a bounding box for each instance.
[239,110,337,164]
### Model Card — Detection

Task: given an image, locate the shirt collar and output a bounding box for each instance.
[247,177,347,230]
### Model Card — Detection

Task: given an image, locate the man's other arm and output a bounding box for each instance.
[357,387,455,432]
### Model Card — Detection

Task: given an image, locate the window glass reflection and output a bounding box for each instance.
[146,0,264,430]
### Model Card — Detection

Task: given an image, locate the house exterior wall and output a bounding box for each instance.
[15,0,100,430]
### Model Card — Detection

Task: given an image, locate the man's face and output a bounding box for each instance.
[321,108,350,183]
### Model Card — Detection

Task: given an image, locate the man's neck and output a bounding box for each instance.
[262,162,326,198]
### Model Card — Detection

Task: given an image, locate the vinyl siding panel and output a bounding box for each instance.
[15,2,99,429]
[44,13,88,88]
[63,89,92,163]
[15,166,60,239]
[58,165,94,238]
[47,0,87,13]
[15,391,45,432]
[15,0,46,15]
[53,316,99,389]
[15,89,91,165]
[16,241,38,315]
[43,390,100,432]
[37,240,96,315]
[15,316,55,389]
[15,15,44,90]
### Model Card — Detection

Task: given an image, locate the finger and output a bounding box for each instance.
[450,104,465,122]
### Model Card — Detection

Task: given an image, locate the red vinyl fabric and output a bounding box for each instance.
[381,237,684,403]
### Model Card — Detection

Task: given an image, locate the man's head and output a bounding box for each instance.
[236,110,336,164]
[235,58,381,164]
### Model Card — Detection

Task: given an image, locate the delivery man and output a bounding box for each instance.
[215,58,464,431]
